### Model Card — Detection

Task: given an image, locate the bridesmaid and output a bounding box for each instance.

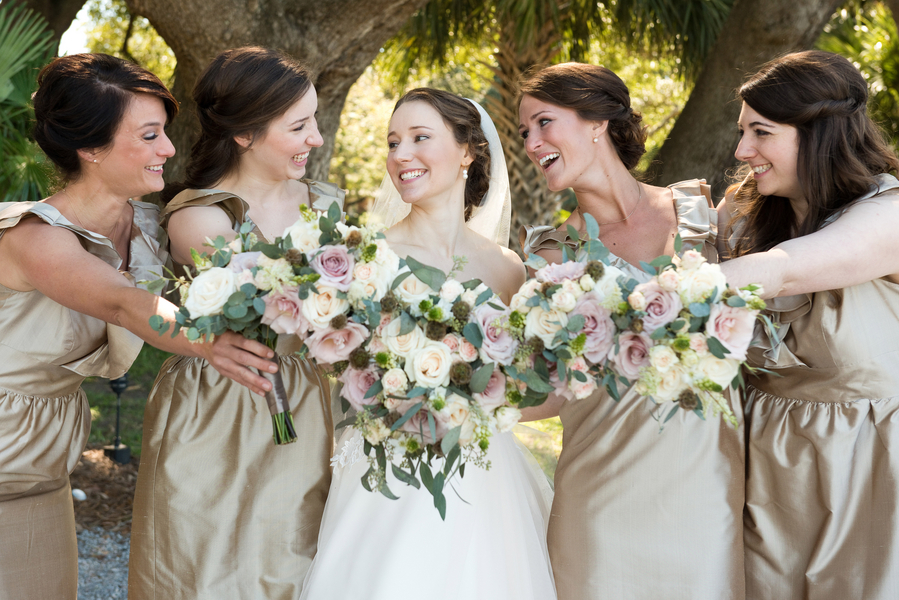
[128,47,343,599]
[0,53,275,600]
[718,50,899,599]
[518,62,744,599]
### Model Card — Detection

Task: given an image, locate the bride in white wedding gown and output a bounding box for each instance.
[299,89,556,600]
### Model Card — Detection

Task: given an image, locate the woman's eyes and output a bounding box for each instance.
[520,119,551,139]
[293,124,306,132]
[143,132,159,141]
[387,135,429,148]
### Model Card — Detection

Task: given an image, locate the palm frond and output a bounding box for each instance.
[0,2,55,101]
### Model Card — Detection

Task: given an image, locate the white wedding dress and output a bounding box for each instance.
[299,427,556,600]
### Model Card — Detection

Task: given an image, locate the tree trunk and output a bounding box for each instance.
[126,0,428,185]
[884,0,899,30]
[649,0,844,199]
[486,19,561,255]
[24,0,86,50]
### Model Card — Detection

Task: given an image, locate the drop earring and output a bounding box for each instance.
[462,168,468,180]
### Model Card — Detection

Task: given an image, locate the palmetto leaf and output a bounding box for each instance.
[0,3,54,102]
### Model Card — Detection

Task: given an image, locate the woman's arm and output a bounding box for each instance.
[166,205,238,265]
[6,221,276,395]
[519,393,564,422]
[719,194,899,298]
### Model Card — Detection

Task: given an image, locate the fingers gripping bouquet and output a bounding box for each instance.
[517,214,768,427]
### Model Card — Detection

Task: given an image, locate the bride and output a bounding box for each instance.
[299,89,556,600]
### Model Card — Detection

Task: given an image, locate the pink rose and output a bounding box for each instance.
[473,368,507,411]
[633,280,683,333]
[474,303,518,365]
[441,333,461,354]
[548,362,574,401]
[227,251,262,273]
[305,321,369,364]
[535,260,585,284]
[338,366,380,412]
[261,285,310,336]
[310,245,354,291]
[398,402,448,445]
[571,291,615,364]
[567,357,597,399]
[611,331,653,380]
[706,303,755,361]
[458,339,479,363]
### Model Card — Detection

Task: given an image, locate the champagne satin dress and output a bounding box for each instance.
[0,201,165,600]
[128,181,345,600]
[521,180,745,600]
[739,174,899,599]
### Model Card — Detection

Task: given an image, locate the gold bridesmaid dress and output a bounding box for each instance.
[521,180,745,600]
[0,201,165,600]
[128,181,344,600]
[741,174,899,599]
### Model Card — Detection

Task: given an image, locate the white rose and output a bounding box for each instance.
[551,290,577,313]
[373,239,401,272]
[678,263,728,305]
[394,267,433,308]
[184,267,238,318]
[404,343,453,388]
[460,289,478,306]
[695,355,740,389]
[657,269,680,292]
[363,420,391,445]
[383,395,404,411]
[494,406,521,433]
[680,249,706,271]
[227,238,243,253]
[382,368,408,395]
[653,365,688,402]
[680,349,700,368]
[458,418,478,446]
[301,286,349,328]
[439,279,465,304]
[383,317,428,358]
[351,261,390,301]
[560,279,584,299]
[524,305,569,349]
[510,279,541,314]
[440,394,471,428]
[282,218,321,253]
[579,274,596,292]
[649,345,679,373]
[628,292,647,311]
[594,265,625,305]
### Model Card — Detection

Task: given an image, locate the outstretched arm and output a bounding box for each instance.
[717,194,899,298]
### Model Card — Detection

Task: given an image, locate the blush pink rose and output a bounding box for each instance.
[473,368,507,411]
[305,321,369,364]
[633,280,683,333]
[474,303,518,365]
[571,291,615,363]
[227,251,262,273]
[611,331,653,380]
[261,285,310,336]
[310,245,354,291]
[535,260,586,284]
[706,303,755,361]
[338,366,380,412]
[458,339,479,363]
[567,356,597,399]
[441,333,461,354]
[548,362,574,401]
[398,402,448,445]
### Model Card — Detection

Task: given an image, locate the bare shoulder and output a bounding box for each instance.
[167,204,234,235]
[0,217,89,290]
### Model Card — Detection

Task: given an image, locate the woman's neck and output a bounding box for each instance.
[391,189,468,259]
[215,172,295,207]
[571,158,643,228]
[57,178,131,238]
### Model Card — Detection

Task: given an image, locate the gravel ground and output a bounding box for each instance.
[77,528,130,600]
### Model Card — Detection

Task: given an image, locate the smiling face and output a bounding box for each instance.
[518,94,598,192]
[238,86,323,181]
[736,102,805,203]
[91,93,175,197]
[386,100,471,207]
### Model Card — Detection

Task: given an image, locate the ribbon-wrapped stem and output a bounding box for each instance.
[259,353,297,445]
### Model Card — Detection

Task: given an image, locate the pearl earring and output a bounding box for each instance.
[592,137,598,143]
[462,168,468,180]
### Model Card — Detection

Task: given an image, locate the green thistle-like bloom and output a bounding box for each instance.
[374,351,392,368]
[349,348,371,370]
[345,230,363,249]
[431,398,446,412]
[672,335,691,352]
[478,438,489,451]
[585,260,605,281]
[630,318,644,333]
[748,297,766,311]
[450,362,473,386]
[361,243,378,262]
[418,299,433,313]
[285,248,304,266]
[380,294,398,313]
[452,300,471,321]
[329,314,347,330]
[509,310,526,330]
[678,389,699,411]
[405,438,420,453]
[426,320,447,341]
[427,306,444,322]
[569,333,587,355]
[507,389,523,405]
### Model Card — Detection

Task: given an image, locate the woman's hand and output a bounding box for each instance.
[199,332,277,396]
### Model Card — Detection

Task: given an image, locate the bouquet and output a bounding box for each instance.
[516,214,767,427]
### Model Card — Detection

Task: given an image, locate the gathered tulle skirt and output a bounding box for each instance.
[300,428,557,600]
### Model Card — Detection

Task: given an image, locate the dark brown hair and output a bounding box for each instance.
[518,62,647,170]
[727,50,899,257]
[32,53,178,183]
[162,47,312,202]
[393,88,491,221]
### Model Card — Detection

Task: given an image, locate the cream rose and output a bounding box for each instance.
[657,268,680,292]
[404,343,453,388]
[301,286,349,329]
[680,249,706,270]
[394,267,433,309]
[695,355,740,389]
[282,218,321,253]
[439,279,465,304]
[594,265,626,302]
[494,406,521,433]
[382,317,428,357]
[524,305,569,349]
[653,365,688,402]
[678,262,727,305]
[510,279,541,314]
[184,267,238,318]
[649,345,679,373]
[382,368,408,395]
[440,394,471,428]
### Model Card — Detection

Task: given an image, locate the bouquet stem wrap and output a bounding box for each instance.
[260,353,297,445]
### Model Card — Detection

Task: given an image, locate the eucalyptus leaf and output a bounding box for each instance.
[363,379,384,400]
[399,311,416,336]
[673,233,683,254]
[689,302,711,317]
[664,405,679,424]
[639,261,657,275]
[706,336,730,359]
[462,322,483,348]
[523,253,548,269]
[440,426,461,455]
[405,255,447,290]
[327,201,341,223]
[584,213,600,240]
[391,463,421,489]
[475,287,493,305]
[420,462,434,492]
[469,363,495,394]
[379,484,400,500]
[390,401,422,432]
[726,295,747,308]
[390,270,413,290]
[433,491,447,520]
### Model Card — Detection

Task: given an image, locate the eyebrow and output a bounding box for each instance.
[519,110,552,129]
[739,120,775,128]
[386,125,434,137]
[289,116,311,126]
[141,121,164,128]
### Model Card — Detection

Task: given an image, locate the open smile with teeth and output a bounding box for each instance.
[539,152,560,168]
[293,152,309,163]
[400,169,426,182]
[146,165,163,173]
[752,163,772,174]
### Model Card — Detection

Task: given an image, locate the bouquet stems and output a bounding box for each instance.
[259,353,297,445]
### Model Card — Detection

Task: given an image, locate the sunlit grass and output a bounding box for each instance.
[515,417,563,480]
